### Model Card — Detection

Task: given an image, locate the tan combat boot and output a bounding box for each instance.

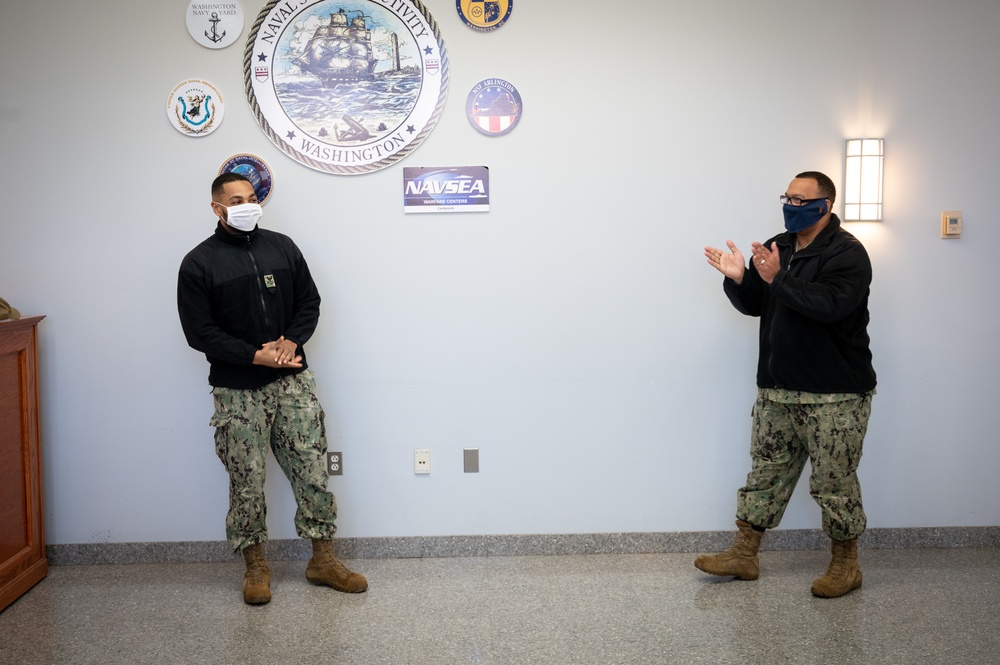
[811,537,862,598]
[306,539,368,593]
[242,543,271,605]
[694,519,764,580]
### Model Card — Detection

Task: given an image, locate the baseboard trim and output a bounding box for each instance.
[45,526,1000,566]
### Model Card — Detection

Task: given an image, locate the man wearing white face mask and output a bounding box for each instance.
[178,172,367,605]
[698,171,876,599]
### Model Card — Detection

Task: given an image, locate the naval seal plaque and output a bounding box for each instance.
[244,0,449,175]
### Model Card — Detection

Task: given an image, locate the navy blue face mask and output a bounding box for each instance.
[782,198,828,233]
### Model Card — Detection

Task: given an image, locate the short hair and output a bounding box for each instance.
[796,171,836,204]
[211,172,252,198]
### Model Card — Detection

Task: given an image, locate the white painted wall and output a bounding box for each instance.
[1,1,997,545]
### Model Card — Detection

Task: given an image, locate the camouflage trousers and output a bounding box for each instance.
[210,370,337,553]
[736,391,871,541]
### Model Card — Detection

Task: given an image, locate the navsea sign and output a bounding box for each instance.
[403,166,490,213]
[244,0,449,175]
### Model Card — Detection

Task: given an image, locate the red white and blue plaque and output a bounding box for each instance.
[403,166,490,213]
[456,1,512,32]
[244,0,450,176]
[466,78,521,137]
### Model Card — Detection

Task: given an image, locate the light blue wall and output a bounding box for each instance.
[1,1,997,545]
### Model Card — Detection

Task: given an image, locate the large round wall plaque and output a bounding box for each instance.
[244,0,449,176]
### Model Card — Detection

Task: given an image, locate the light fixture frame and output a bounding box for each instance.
[843,138,884,222]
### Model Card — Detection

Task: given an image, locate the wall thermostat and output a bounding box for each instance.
[941,210,962,239]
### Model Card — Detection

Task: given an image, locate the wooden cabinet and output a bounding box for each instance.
[0,315,47,612]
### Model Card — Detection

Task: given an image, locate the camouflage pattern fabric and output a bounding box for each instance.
[210,370,338,553]
[759,387,875,404]
[736,389,872,541]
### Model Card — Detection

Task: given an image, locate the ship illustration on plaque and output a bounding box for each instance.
[245,0,449,175]
[294,9,386,84]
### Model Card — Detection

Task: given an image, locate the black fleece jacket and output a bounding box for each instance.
[723,215,877,394]
[177,223,321,389]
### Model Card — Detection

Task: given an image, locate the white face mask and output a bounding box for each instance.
[221,202,263,232]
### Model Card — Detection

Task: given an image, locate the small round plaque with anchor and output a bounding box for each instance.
[186,1,244,49]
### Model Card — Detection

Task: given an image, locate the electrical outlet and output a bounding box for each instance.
[327,451,343,476]
[414,448,430,474]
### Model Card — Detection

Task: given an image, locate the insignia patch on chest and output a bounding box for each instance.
[264,274,276,288]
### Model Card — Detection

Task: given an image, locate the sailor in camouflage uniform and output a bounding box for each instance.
[699,171,876,598]
[178,173,367,604]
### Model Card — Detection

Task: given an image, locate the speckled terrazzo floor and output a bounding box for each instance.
[2,548,998,664]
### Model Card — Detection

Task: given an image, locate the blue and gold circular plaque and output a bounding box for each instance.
[456,0,512,32]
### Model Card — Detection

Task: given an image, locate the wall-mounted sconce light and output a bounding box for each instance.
[843,138,884,221]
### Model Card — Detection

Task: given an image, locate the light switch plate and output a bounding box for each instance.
[464,448,479,473]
